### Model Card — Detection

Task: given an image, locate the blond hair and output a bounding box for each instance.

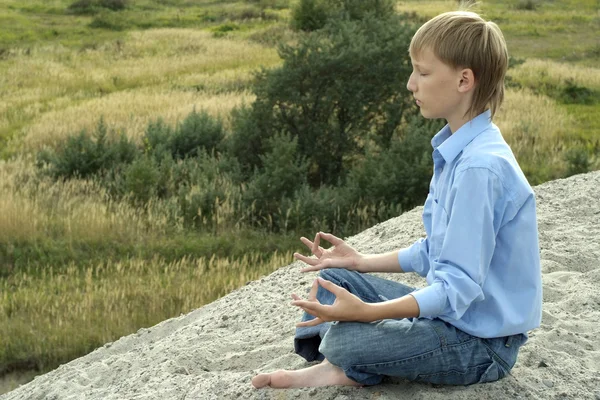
[409,11,508,121]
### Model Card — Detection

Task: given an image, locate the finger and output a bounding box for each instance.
[312,232,321,256]
[300,236,323,257]
[319,232,343,246]
[316,276,342,296]
[291,300,323,314]
[307,279,319,301]
[300,237,314,251]
[293,253,319,266]
[299,265,324,273]
[296,317,324,327]
[292,303,318,318]
[291,293,301,301]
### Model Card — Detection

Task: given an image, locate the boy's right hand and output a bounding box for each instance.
[294,232,363,272]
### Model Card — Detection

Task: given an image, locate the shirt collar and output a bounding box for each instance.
[431,109,493,164]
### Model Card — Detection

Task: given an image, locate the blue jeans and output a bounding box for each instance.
[294,268,527,386]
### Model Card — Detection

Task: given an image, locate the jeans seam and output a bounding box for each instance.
[481,342,511,372]
[431,321,447,348]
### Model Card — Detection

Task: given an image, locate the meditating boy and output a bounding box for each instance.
[252,10,542,389]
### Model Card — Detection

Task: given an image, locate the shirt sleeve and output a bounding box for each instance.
[397,238,431,277]
[397,192,434,277]
[410,166,505,320]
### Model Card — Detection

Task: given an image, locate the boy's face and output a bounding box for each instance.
[407,47,466,123]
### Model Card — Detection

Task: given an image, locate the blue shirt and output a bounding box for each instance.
[398,110,542,339]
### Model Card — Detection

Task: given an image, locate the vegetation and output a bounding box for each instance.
[0,0,598,392]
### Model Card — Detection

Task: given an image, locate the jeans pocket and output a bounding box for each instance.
[416,363,492,386]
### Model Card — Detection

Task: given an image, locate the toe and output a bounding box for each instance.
[251,373,271,389]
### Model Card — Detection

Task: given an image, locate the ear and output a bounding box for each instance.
[457,68,475,93]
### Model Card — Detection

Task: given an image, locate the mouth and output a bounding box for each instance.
[415,99,422,106]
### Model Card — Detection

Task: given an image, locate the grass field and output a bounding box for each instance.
[1,0,598,393]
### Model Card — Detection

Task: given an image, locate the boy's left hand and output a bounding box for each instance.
[291,277,369,327]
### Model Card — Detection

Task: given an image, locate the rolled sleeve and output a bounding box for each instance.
[398,238,431,277]
[410,282,447,318]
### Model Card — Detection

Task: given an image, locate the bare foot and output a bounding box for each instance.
[251,358,363,389]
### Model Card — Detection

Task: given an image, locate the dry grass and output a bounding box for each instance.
[0,29,279,154]
[0,250,293,372]
[0,156,171,244]
[495,89,573,162]
[19,89,255,153]
[508,58,600,90]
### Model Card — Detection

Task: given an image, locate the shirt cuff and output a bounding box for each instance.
[410,283,446,318]
[397,247,414,273]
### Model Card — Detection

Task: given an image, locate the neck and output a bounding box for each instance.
[447,96,475,134]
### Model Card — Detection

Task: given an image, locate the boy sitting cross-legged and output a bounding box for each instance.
[252,9,542,389]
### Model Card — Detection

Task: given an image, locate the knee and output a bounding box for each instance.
[318,322,360,367]
[319,268,354,282]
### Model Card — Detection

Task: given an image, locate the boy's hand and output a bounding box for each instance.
[291,277,369,327]
[294,232,363,272]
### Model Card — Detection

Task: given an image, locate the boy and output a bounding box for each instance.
[252,10,542,389]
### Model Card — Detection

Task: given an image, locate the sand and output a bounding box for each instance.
[2,171,599,400]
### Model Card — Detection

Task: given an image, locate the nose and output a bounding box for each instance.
[406,71,416,93]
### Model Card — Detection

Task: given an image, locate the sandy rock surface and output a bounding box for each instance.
[3,171,600,400]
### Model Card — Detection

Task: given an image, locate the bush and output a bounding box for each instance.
[100,0,128,11]
[226,104,274,181]
[244,132,309,227]
[175,153,242,230]
[345,117,442,213]
[290,0,396,32]
[68,0,128,15]
[89,10,132,30]
[515,0,538,10]
[560,79,598,105]
[142,117,174,162]
[212,23,240,38]
[290,0,329,32]
[252,14,417,186]
[124,155,160,204]
[170,109,225,160]
[564,145,591,177]
[284,184,353,234]
[37,117,137,180]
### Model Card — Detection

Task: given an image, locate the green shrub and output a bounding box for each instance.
[36,117,137,180]
[124,155,160,204]
[68,0,129,15]
[560,79,598,105]
[330,0,395,20]
[515,0,539,11]
[284,184,352,234]
[290,0,329,32]
[89,10,132,30]
[170,109,224,160]
[243,132,309,226]
[564,145,591,177]
[175,153,242,230]
[252,14,417,186]
[345,117,442,213]
[226,104,274,181]
[291,0,395,32]
[99,0,128,11]
[142,117,174,162]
